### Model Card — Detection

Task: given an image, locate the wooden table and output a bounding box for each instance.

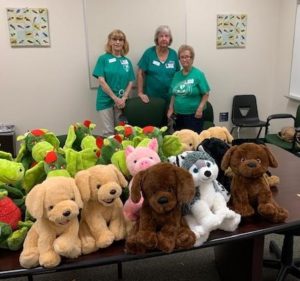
[1,144,300,281]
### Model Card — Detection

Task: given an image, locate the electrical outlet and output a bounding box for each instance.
[219,112,229,122]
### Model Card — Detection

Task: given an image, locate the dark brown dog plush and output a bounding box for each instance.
[125,162,196,254]
[221,143,288,223]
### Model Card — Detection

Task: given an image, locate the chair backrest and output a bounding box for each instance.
[203,101,215,129]
[231,94,260,123]
[123,97,167,128]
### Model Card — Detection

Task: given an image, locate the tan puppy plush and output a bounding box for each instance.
[75,164,128,254]
[173,129,200,151]
[19,177,83,268]
[198,126,234,144]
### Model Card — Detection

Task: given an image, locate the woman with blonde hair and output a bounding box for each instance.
[93,29,135,137]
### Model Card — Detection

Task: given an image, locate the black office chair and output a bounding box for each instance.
[264,229,300,281]
[230,94,267,139]
[203,101,215,130]
[123,97,167,128]
[264,104,300,156]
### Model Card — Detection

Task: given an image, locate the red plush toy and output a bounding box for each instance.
[0,190,22,230]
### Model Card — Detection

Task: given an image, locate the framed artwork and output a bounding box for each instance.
[216,14,247,49]
[7,8,50,47]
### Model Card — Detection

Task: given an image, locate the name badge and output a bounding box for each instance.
[166,61,175,69]
[121,59,128,65]
[187,79,194,84]
[109,58,116,63]
[152,60,160,66]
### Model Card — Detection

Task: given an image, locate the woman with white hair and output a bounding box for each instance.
[137,25,180,104]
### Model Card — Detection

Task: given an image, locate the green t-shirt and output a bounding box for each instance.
[170,67,210,114]
[93,53,135,110]
[138,46,180,102]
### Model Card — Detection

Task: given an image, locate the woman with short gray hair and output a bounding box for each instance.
[137,25,180,105]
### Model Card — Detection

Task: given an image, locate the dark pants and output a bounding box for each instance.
[174,113,204,133]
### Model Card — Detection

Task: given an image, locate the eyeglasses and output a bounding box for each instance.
[179,55,192,60]
[111,37,124,42]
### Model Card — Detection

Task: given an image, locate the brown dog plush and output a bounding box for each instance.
[19,177,83,268]
[75,164,127,254]
[125,162,196,254]
[221,143,288,223]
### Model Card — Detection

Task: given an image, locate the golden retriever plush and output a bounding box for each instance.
[75,164,127,254]
[221,143,288,223]
[125,162,196,254]
[19,177,83,268]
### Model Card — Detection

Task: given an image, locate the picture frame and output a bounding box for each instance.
[7,8,50,47]
[216,14,247,49]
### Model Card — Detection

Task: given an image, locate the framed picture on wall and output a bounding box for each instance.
[216,14,247,49]
[7,8,50,47]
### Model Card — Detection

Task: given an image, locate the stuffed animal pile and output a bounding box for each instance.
[0,119,290,269]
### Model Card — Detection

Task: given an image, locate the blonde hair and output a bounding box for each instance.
[178,44,195,60]
[154,25,173,46]
[105,29,129,55]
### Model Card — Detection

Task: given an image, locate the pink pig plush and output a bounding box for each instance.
[123,138,161,221]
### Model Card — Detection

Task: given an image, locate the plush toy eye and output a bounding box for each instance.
[60,164,66,169]
[193,167,199,173]
[134,160,137,163]
[206,162,211,167]
[149,156,153,159]
[241,158,245,162]
[96,184,101,189]
[50,165,56,170]
[71,197,75,201]
[256,158,261,163]
[189,143,193,147]
[48,205,53,210]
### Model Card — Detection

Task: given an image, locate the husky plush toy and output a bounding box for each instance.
[180,151,241,246]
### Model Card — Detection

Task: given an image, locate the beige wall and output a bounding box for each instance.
[0,0,299,139]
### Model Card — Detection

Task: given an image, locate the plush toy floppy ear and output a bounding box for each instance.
[222,127,234,143]
[25,183,46,219]
[261,145,278,168]
[130,170,145,203]
[74,170,91,202]
[70,178,83,209]
[221,145,237,171]
[109,164,128,188]
[174,166,195,203]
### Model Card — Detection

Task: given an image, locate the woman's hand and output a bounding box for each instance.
[195,108,203,119]
[115,97,126,109]
[138,93,149,103]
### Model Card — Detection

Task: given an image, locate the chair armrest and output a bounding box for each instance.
[267,113,295,122]
[265,114,296,136]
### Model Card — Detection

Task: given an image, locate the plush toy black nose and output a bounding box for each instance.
[110,189,116,195]
[247,162,257,168]
[204,170,211,177]
[63,210,71,217]
[158,196,168,204]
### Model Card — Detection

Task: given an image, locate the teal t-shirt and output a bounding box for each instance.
[93,53,135,110]
[138,46,180,102]
[170,67,210,114]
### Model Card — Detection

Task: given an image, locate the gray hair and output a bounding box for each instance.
[154,25,173,45]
